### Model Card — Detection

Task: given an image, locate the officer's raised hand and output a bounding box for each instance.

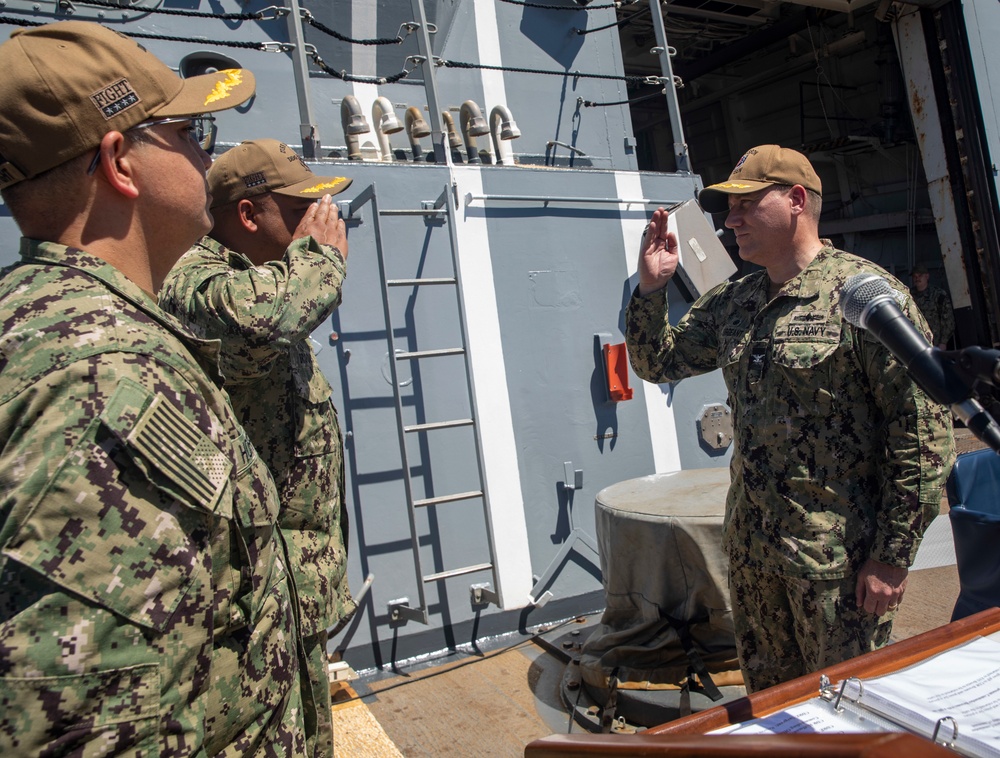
[295,194,349,260]
[638,206,678,296]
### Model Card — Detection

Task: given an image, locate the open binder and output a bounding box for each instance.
[526,611,1000,756]
[713,636,1000,757]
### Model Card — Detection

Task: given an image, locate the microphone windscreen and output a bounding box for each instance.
[840,273,896,328]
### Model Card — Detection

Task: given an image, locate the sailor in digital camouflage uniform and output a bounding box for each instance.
[0,22,308,755]
[625,145,955,692]
[159,139,355,758]
[910,263,956,349]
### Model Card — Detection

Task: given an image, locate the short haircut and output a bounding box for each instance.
[1,128,162,231]
[1,151,90,230]
[771,183,822,222]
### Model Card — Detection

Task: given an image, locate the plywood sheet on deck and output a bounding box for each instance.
[331,687,405,757]
[360,645,557,758]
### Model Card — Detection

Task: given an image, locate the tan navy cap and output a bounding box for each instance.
[208,139,353,209]
[0,20,256,189]
[697,144,822,214]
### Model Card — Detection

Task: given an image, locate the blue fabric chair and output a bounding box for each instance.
[947,447,1000,620]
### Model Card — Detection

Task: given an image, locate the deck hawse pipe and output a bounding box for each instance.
[404,105,430,160]
[441,112,465,163]
[341,95,370,161]
[459,100,490,164]
[372,96,403,162]
[490,104,521,166]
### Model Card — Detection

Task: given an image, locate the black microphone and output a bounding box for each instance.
[841,273,1000,454]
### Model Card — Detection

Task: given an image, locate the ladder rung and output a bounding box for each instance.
[423,563,494,583]
[396,347,465,360]
[404,419,473,432]
[380,208,447,217]
[387,277,456,286]
[413,490,483,508]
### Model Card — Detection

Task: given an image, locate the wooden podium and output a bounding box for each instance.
[524,607,1000,757]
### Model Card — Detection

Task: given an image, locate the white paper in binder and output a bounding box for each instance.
[710,635,1000,758]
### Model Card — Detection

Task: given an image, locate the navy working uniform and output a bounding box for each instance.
[626,245,955,690]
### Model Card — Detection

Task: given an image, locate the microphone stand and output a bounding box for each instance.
[941,347,1000,454]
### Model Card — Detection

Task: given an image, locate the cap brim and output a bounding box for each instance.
[697,179,774,213]
[155,68,256,117]
[273,175,354,199]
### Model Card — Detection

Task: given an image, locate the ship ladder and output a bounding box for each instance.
[343,182,502,627]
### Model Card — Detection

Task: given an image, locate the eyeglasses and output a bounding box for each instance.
[86,114,218,175]
[132,115,217,147]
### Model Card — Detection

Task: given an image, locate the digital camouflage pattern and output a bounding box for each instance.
[729,563,894,692]
[160,234,354,757]
[0,240,306,756]
[626,245,955,579]
[911,284,955,347]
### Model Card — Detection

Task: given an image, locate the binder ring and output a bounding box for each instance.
[818,674,832,697]
[833,677,863,713]
[932,716,959,747]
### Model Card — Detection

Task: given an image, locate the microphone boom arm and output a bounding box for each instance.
[952,346,1000,389]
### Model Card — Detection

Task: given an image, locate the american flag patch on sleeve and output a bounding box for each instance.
[102,378,232,514]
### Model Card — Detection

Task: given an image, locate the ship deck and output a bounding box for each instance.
[330,429,982,757]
